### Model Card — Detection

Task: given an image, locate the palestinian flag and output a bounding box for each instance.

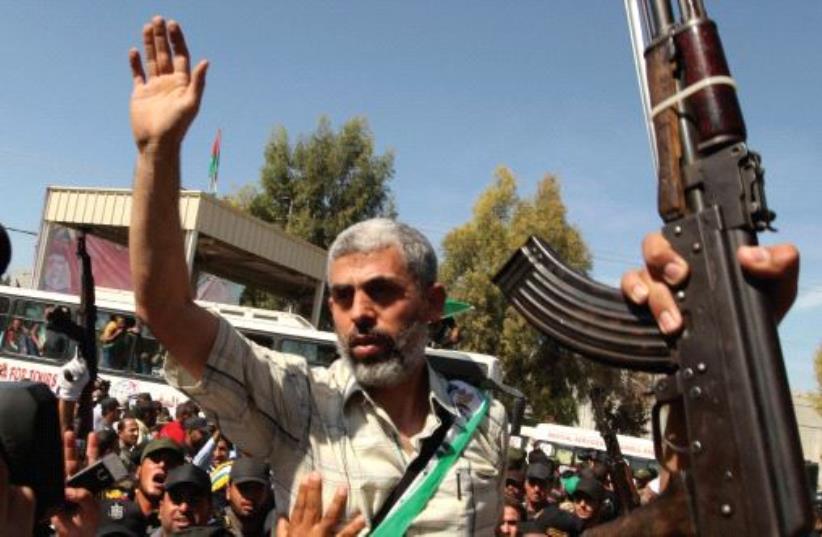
[208,128,222,193]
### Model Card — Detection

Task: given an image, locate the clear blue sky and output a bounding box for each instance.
[2,2,820,390]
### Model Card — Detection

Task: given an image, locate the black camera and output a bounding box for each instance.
[0,381,65,521]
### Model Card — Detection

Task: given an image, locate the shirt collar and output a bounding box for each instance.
[340,358,460,419]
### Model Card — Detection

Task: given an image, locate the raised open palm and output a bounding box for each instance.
[129,17,208,149]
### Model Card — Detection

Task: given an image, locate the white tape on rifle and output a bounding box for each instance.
[650,75,737,119]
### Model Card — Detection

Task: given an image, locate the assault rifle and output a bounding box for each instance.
[74,231,98,437]
[493,1,811,534]
[589,387,640,514]
[47,230,98,437]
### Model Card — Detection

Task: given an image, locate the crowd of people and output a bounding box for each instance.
[495,446,660,537]
[9,381,818,536]
[67,381,279,536]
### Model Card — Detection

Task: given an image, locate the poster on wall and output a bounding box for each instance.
[40,224,132,294]
[40,224,241,305]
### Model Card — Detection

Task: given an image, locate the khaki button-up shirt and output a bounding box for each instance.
[165,316,508,535]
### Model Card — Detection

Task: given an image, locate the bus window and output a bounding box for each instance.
[2,300,68,359]
[41,306,75,360]
[280,338,338,367]
[14,300,47,320]
[97,311,166,377]
[242,332,275,350]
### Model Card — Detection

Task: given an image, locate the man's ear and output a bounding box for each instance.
[424,283,447,323]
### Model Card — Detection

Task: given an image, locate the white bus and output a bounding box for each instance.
[519,422,656,471]
[0,285,517,411]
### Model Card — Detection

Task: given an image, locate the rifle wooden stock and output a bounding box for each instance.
[646,36,686,221]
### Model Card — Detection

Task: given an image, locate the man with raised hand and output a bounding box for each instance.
[129,17,507,534]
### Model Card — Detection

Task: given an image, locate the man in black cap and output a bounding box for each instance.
[135,438,186,531]
[526,476,606,537]
[98,498,149,537]
[567,476,606,531]
[223,458,276,537]
[523,462,552,519]
[504,468,525,503]
[155,463,214,536]
[87,439,186,535]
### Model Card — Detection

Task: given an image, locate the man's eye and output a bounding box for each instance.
[363,280,405,305]
[331,287,353,304]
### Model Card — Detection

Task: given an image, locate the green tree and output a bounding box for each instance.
[227,116,396,314]
[440,166,651,430]
[246,116,395,249]
[222,183,259,212]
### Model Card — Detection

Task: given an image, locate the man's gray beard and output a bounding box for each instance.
[337,321,429,389]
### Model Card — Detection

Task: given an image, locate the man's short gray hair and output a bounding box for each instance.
[327,218,437,287]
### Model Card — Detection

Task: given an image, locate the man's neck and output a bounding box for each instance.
[227,507,264,536]
[135,488,158,516]
[527,498,547,514]
[368,361,430,440]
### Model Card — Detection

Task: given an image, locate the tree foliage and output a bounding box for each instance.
[225,116,396,314]
[244,116,396,249]
[440,166,651,431]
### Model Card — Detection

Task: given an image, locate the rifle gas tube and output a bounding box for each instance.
[494,1,811,534]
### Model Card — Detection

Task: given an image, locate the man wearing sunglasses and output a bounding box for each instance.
[155,463,213,536]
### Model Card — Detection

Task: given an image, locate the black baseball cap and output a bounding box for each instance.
[97,499,147,537]
[572,476,605,503]
[139,437,185,464]
[229,458,270,486]
[526,463,552,481]
[165,463,211,494]
[505,468,525,485]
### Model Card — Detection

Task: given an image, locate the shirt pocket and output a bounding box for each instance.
[459,460,501,534]
[410,459,499,536]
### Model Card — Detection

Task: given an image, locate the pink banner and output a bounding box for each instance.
[40,225,132,294]
[40,225,241,304]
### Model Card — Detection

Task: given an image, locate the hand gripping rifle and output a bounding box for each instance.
[493,1,811,534]
[589,387,640,514]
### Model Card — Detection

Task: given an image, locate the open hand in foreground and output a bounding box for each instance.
[276,473,366,537]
